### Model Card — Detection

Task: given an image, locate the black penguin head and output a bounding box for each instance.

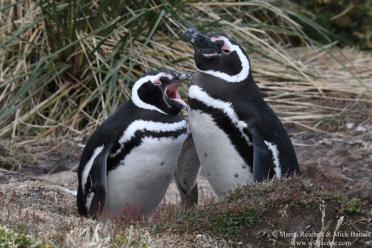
[185,28,251,83]
[131,70,191,115]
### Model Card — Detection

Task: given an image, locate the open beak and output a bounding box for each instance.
[164,72,191,108]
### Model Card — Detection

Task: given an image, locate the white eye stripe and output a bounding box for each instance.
[203,53,219,57]
[197,42,250,83]
[153,73,173,86]
[197,36,250,83]
[131,72,177,114]
[131,74,168,114]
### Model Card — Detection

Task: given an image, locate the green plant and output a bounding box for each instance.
[344,197,362,214]
[112,233,149,248]
[0,226,41,248]
[211,208,257,239]
[295,0,372,49]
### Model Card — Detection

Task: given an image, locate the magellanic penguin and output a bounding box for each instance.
[184,28,300,198]
[77,70,191,219]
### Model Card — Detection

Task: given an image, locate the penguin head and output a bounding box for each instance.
[185,28,250,83]
[131,70,191,115]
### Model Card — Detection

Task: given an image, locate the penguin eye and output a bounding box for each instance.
[153,79,162,86]
[212,39,230,54]
[214,40,224,47]
[159,76,170,84]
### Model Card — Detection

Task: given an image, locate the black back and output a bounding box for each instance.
[190,72,300,178]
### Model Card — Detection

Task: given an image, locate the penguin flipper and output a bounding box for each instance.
[86,146,111,218]
[175,134,200,208]
[252,131,274,182]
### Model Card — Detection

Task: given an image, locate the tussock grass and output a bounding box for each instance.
[0,0,371,139]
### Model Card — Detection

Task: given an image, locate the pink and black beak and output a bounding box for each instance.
[163,72,191,108]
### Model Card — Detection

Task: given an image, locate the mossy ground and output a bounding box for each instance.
[2,169,370,247]
[0,225,41,248]
[148,179,372,247]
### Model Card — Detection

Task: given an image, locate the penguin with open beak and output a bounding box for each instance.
[77,70,191,219]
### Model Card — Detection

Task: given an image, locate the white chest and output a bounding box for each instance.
[105,133,187,217]
[189,109,253,197]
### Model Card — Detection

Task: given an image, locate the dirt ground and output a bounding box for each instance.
[0,121,371,247]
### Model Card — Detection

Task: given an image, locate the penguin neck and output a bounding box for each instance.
[127,99,162,116]
[194,71,257,99]
[197,47,250,83]
[190,73,265,118]
[127,99,183,122]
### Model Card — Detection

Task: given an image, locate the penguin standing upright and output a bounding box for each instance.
[77,70,191,218]
[184,28,300,197]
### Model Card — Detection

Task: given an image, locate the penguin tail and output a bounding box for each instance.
[178,182,198,209]
[285,166,301,178]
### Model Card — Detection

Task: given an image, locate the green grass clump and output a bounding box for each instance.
[211,208,257,239]
[151,179,371,246]
[112,233,149,248]
[344,197,362,214]
[296,0,372,49]
[0,226,41,248]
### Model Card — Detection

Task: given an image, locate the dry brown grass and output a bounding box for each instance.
[1,0,371,140]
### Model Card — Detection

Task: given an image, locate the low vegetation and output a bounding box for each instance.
[148,179,371,247]
[0,226,41,248]
[1,176,370,247]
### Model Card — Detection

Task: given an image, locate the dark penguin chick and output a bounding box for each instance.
[175,134,200,208]
[77,70,191,219]
[184,28,300,198]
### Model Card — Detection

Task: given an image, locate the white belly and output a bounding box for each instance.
[189,109,253,197]
[105,134,187,217]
